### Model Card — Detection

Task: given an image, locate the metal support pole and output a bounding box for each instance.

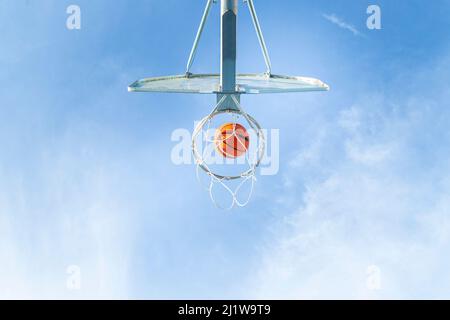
[245,0,272,75]
[220,0,238,93]
[186,0,215,75]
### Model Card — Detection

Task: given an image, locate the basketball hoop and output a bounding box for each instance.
[129,0,329,209]
[192,95,265,209]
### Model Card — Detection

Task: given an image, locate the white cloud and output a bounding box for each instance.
[246,53,450,299]
[0,152,134,299]
[323,13,363,37]
[0,65,142,299]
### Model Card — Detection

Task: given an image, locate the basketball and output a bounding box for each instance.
[215,123,250,158]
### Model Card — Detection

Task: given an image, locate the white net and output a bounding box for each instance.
[192,96,265,209]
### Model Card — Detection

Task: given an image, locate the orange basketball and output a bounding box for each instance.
[215,123,250,158]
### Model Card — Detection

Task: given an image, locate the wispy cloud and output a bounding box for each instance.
[323,13,363,36]
[245,52,450,299]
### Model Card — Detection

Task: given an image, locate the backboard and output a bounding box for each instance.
[128,73,329,94]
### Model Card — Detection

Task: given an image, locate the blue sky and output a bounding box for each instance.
[1,0,450,299]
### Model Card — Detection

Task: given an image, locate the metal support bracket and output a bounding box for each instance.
[185,0,273,88]
[216,93,241,112]
[186,0,217,75]
[244,0,272,75]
